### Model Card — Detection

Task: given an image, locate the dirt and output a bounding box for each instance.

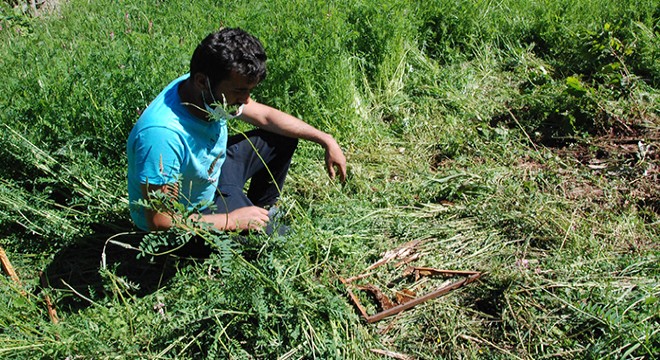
[553,125,660,220]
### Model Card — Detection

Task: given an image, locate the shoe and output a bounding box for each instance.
[265,206,290,236]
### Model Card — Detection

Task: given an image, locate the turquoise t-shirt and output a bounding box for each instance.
[126,74,228,231]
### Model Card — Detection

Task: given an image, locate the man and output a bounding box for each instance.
[127,28,346,234]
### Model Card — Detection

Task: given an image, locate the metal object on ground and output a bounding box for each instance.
[341,243,483,323]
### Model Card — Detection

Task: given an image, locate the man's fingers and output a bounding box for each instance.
[327,163,336,179]
[248,219,265,230]
[328,161,347,182]
[227,206,271,231]
[250,208,269,229]
[338,164,347,182]
[325,142,347,182]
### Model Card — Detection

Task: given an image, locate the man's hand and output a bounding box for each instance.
[325,139,347,182]
[209,206,270,231]
[142,181,269,232]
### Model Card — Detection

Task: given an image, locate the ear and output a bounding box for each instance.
[192,73,209,92]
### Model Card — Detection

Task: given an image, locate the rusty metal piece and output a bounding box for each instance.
[356,284,396,310]
[343,266,482,323]
[395,289,416,304]
[340,277,371,319]
[365,273,482,323]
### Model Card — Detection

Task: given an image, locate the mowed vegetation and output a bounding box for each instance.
[1,0,658,358]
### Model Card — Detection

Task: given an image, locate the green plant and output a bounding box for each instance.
[0,0,658,359]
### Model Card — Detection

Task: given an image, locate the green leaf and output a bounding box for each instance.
[565,76,587,96]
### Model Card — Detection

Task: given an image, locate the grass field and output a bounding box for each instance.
[1,0,658,358]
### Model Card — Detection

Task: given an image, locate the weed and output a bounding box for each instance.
[0,0,658,358]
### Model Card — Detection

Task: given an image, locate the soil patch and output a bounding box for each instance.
[553,125,660,219]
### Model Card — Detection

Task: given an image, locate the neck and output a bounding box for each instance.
[178,78,209,120]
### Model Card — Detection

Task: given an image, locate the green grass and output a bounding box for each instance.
[1,0,658,358]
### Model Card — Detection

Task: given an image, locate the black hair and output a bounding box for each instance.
[190,27,267,87]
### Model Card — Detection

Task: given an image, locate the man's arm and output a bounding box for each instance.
[141,183,269,232]
[239,98,347,181]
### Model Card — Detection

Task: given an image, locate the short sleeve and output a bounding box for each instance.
[132,127,185,186]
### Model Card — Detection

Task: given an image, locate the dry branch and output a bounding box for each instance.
[370,348,415,360]
[366,239,423,271]
[0,246,26,296]
[0,246,21,284]
[40,271,59,324]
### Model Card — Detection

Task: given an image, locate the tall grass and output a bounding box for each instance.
[1,0,658,358]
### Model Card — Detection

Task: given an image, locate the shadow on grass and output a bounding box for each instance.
[40,217,272,313]
[41,219,184,313]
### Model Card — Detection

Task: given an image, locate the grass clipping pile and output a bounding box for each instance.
[340,239,482,323]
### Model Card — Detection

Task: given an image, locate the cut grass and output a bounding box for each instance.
[1,0,658,358]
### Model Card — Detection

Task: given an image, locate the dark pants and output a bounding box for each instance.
[176,129,297,258]
[206,129,298,214]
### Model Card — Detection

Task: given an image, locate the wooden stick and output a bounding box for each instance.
[39,271,59,324]
[370,348,414,360]
[342,271,375,284]
[30,0,39,17]
[0,246,21,285]
[366,239,422,271]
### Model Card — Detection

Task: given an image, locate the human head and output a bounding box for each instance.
[190,27,267,89]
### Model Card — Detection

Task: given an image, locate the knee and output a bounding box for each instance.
[282,135,298,153]
[271,133,298,155]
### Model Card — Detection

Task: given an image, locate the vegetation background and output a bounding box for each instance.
[0,0,658,358]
